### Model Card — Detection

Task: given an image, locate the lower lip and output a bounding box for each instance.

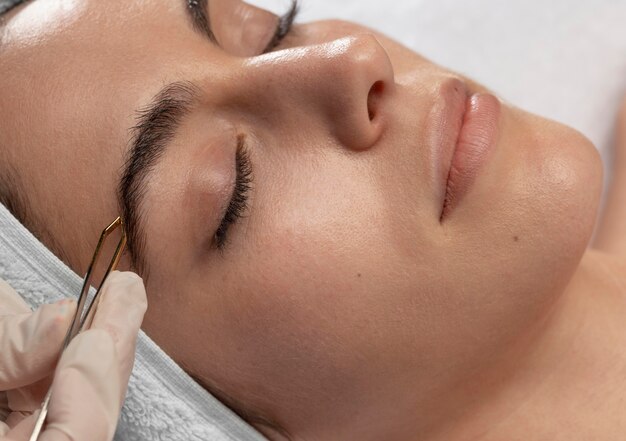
[440,93,500,220]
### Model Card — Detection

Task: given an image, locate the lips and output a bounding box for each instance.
[429,79,501,221]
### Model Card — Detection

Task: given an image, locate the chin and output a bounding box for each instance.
[467,106,603,299]
[514,108,603,281]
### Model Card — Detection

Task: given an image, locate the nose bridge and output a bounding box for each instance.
[240,34,395,151]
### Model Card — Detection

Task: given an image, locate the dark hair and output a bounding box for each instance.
[0,165,28,226]
[0,163,70,266]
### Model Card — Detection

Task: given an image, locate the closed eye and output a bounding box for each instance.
[263,0,300,53]
[213,135,253,251]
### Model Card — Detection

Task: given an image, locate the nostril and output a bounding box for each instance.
[367,81,385,121]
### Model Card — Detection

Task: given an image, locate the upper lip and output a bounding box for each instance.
[426,77,469,217]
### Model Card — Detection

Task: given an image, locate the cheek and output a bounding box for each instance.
[499,108,602,259]
[226,196,396,356]
[191,106,603,408]
[452,105,602,265]
[207,178,437,403]
[436,107,603,351]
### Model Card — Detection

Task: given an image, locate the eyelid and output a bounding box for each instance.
[262,0,300,53]
[213,134,253,251]
[206,1,299,56]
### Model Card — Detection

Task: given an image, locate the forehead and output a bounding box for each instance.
[0,0,209,80]
[0,0,229,264]
[0,0,225,159]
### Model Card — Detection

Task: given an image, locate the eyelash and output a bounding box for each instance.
[213,3,300,251]
[213,3,299,250]
[263,0,300,53]
[214,135,253,250]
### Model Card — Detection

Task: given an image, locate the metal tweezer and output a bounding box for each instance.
[29,216,127,441]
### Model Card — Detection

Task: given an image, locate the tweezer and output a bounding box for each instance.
[29,216,127,441]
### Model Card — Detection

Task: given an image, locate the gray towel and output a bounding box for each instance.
[0,203,268,441]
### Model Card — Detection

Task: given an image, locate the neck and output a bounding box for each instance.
[427,249,626,441]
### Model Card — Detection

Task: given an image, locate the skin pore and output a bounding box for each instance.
[1,0,626,439]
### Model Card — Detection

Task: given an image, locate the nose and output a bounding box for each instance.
[238,34,395,151]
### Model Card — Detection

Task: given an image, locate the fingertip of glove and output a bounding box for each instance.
[93,272,147,337]
[109,270,143,284]
[104,271,147,308]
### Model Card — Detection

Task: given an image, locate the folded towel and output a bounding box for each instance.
[0,203,267,441]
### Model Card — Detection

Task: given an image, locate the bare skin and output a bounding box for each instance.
[0,1,625,439]
[475,102,626,441]
[434,116,626,440]
[595,99,626,258]
[473,104,626,441]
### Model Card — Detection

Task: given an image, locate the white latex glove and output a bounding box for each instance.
[0,271,147,441]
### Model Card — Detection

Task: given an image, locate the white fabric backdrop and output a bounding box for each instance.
[250,0,626,201]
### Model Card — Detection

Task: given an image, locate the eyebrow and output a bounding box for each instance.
[117,0,222,276]
[118,81,201,277]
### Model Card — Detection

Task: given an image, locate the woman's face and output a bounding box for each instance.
[0,0,602,437]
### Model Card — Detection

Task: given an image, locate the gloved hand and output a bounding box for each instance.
[0,271,148,441]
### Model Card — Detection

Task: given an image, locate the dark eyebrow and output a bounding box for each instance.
[116,0,219,278]
[118,81,201,279]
